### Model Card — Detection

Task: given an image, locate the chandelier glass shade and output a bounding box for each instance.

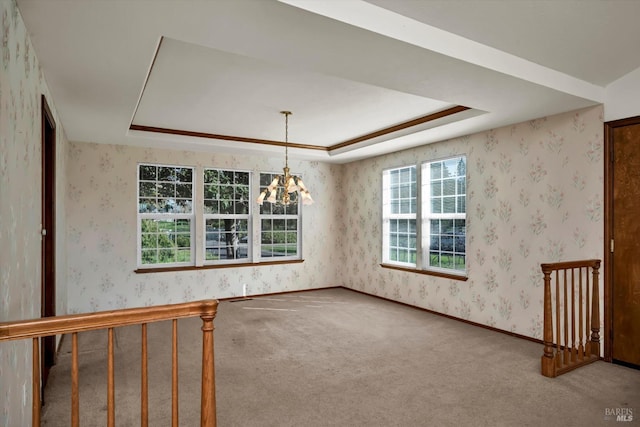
[256,111,314,206]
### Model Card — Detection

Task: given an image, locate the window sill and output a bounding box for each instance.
[135,259,304,274]
[380,263,468,281]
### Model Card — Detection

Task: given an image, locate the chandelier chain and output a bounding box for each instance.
[282,111,290,168]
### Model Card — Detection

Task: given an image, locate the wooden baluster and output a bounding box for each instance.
[578,267,584,360]
[172,319,179,427]
[200,312,217,427]
[563,269,569,366]
[141,324,148,427]
[584,268,593,357]
[72,332,79,427]
[591,261,601,357]
[570,268,576,363]
[32,338,41,426]
[541,265,555,377]
[108,328,115,427]
[555,270,561,368]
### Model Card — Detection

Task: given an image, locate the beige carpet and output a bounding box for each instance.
[42,288,640,426]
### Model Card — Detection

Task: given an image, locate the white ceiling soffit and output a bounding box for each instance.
[17,0,634,163]
[130,37,470,150]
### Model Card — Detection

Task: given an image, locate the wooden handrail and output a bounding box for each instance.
[0,299,218,340]
[0,299,219,426]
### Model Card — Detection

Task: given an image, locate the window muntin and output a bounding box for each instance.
[382,166,417,266]
[138,164,194,267]
[422,156,466,274]
[203,169,251,263]
[259,172,301,259]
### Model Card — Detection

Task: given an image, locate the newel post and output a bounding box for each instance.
[590,260,601,357]
[541,264,555,377]
[200,301,218,427]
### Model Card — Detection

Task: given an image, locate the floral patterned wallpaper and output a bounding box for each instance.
[65,142,342,313]
[0,0,608,423]
[338,105,604,342]
[0,1,68,425]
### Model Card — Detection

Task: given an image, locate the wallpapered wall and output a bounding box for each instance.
[65,142,342,313]
[0,1,68,425]
[339,105,604,341]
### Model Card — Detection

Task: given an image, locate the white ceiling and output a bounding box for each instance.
[16,0,640,163]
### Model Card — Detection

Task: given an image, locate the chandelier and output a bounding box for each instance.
[256,111,314,206]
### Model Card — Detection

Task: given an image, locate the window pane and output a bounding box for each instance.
[140,165,156,181]
[390,170,399,185]
[429,252,440,267]
[205,218,248,260]
[457,178,466,194]
[431,181,441,197]
[400,168,411,182]
[236,172,249,185]
[176,183,192,199]
[205,200,219,214]
[458,196,466,213]
[431,198,442,213]
[176,167,192,183]
[139,181,156,197]
[443,196,456,213]
[141,233,157,249]
[441,254,454,269]
[391,187,399,200]
[204,169,218,184]
[158,167,174,181]
[141,249,158,265]
[441,219,453,234]
[400,183,411,198]
[237,201,249,215]
[443,178,456,196]
[430,162,441,180]
[157,183,174,198]
[139,199,157,213]
[400,199,411,214]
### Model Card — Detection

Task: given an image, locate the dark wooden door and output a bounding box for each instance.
[606,117,640,368]
[41,95,56,389]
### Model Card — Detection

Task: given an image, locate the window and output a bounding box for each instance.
[382,166,417,266]
[382,156,467,276]
[259,172,300,259]
[203,169,250,263]
[138,164,194,266]
[422,156,466,274]
[137,164,305,270]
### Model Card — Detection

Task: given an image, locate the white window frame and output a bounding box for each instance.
[203,168,252,265]
[257,171,302,262]
[382,165,418,267]
[137,163,195,268]
[421,155,467,276]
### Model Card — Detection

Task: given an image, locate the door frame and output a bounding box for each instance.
[603,115,640,363]
[41,94,56,386]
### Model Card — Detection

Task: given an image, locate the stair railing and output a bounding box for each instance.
[541,259,600,377]
[0,299,218,426]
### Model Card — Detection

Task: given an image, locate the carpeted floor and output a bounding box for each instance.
[42,288,640,426]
